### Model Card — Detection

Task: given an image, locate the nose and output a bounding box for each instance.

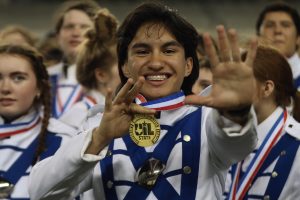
[148,51,164,70]
[274,24,283,35]
[71,25,82,37]
[0,79,12,95]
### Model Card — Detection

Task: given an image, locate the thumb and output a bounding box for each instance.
[184,95,213,107]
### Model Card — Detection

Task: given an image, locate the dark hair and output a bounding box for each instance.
[256,2,300,36]
[0,44,51,163]
[117,2,199,95]
[53,0,100,34]
[243,45,300,121]
[76,9,118,89]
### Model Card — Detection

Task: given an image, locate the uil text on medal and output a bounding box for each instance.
[129,115,160,147]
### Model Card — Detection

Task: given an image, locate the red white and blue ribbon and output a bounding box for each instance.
[0,113,41,139]
[228,109,288,200]
[55,84,82,117]
[83,95,98,110]
[136,91,185,111]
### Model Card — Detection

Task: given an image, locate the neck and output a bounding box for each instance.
[254,99,278,124]
[97,85,108,97]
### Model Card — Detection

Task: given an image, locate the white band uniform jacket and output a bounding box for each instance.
[59,90,105,130]
[29,104,257,200]
[224,107,300,200]
[288,53,300,91]
[0,109,76,200]
[48,62,83,119]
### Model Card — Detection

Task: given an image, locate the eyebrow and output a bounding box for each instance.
[131,40,182,49]
[10,71,29,76]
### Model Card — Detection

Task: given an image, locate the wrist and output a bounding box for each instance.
[85,127,112,155]
[220,105,251,125]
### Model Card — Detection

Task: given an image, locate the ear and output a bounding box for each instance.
[262,80,275,98]
[36,90,41,99]
[184,57,193,77]
[95,68,109,84]
[121,62,131,78]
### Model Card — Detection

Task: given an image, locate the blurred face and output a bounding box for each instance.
[0,54,39,120]
[259,11,300,58]
[192,67,212,94]
[57,9,93,64]
[123,23,193,100]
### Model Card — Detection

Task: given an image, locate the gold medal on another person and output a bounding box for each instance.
[129,115,160,147]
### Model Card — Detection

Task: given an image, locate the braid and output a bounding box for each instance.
[32,76,51,164]
[0,44,52,165]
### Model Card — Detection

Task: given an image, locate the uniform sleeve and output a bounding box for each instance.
[205,108,257,170]
[29,121,108,200]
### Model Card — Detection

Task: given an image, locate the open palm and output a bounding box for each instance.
[185,25,257,111]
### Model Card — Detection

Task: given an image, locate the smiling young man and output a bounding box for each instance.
[256,2,300,91]
[29,2,258,200]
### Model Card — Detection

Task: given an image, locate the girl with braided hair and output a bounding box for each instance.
[59,8,120,130]
[0,44,75,199]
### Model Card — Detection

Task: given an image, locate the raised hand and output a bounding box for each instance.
[86,77,156,154]
[185,25,257,111]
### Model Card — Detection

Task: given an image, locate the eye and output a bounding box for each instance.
[62,24,74,30]
[12,75,26,82]
[80,24,91,30]
[135,49,149,56]
[264,22,275,28]
[281,21,293,28]
[164,48,176,54]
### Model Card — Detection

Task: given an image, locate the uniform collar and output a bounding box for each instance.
[287,53,300,79]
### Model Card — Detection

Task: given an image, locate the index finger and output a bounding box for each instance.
[204,32,219,69]
[113,78,134,104]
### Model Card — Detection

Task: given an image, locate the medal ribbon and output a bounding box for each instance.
[55,84,82,117]
[136,91,185,111]
[83,95,97,109]
[228,109,288,200]
[0,113,41,139]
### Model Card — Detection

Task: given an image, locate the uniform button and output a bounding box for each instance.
[183,166,192,174]
[107,180,113,189]
[183,135,191,142]
[106,150,112,157]
[280,150,286,156]
[263,195,270,200]
[271,171,278,178]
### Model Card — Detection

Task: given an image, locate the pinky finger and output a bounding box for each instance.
[245,38,258,67]
[129,104,156,115]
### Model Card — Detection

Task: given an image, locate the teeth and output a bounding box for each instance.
[146,75,167,81]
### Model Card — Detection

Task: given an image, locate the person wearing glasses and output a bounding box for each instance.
[29,2,258,200]
[0,44,75,199]
[224,46,300,200]
[256,2,300,91]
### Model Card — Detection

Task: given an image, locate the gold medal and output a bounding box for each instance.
[129,115,160,147]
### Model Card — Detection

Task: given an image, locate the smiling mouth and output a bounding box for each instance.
[145,74,170,81]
